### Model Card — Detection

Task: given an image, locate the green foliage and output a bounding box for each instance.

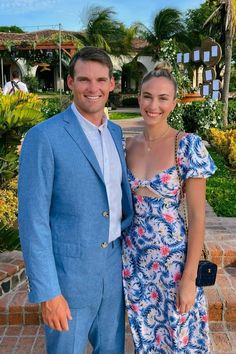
[181,99,223,136]
[41,97,61,118]
[41,95,72,119]
[139,8,186,60]
[0,148,18,183]
[0,26,24,33]
[0,91,44,184]
[0,225,20,252]
[0,178,18,227]
[77,6,138,55]
[206,147,236,216]
[23,74,40,92]
[159,39,192,96]
[168,103,185,130]
[109,112,140,120]
[0,177,20,252]
[228,99,236,124]
[185,1,217,47]
[0,91,44,133]
[121,97,139,107]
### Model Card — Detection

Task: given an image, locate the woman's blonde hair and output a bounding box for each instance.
[140,61,177,98]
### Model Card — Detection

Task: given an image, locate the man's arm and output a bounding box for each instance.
[18,126,61,303]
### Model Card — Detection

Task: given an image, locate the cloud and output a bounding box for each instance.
[0,0,60,14]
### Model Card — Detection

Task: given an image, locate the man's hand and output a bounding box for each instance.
[41,295,72,331]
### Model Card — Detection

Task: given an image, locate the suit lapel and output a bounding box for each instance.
[63,107,104,182]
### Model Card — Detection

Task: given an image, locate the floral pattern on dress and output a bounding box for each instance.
[122,133,216,354]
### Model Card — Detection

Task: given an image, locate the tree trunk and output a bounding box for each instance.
[222,27,233,126]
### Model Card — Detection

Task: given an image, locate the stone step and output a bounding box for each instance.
[205,267,236,322]
[1,268,236,327]
[0,251,25,298]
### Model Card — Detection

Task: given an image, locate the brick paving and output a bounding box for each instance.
[0,117,235,353]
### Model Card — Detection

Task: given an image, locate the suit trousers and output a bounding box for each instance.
[44,238,125,354]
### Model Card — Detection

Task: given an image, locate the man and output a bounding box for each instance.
[18,46,133,354]
[2,70,28,94]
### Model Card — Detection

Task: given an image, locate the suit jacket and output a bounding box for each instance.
[18,106,133,308]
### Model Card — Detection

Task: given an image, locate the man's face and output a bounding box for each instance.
[67,60,115,124]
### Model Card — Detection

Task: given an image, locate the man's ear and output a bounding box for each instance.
[67,75,74,90]
[109,77,115,92]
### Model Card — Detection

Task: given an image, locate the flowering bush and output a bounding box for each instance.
[159,39,191,96]
[228,99,236,124]
[208,128,236,169]
[181,99,223,136]
[0,178,18,227]
[168,103,184,130]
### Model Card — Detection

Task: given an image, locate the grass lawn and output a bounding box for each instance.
[206,147,236,217]
[109,112,141,120]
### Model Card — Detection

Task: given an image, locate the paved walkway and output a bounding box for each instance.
[0,117,235,354]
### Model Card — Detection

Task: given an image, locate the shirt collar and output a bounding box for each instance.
[71,102,107,133]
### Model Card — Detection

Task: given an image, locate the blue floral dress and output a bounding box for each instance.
[122,134,216,354]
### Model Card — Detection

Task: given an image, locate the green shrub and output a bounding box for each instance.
[42,95,72,119]
[122,97,139,107]
[206,147,236,216]
[181,99,223,136]
[228,99,236,124]
[168,103,185,131]
[42,97,61,118]
[0,177,18,227]
[0,225,20,252]
[0,91,44,184]
[23,74,40,93]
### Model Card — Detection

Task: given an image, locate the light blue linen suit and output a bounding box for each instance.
[18,106,133,354]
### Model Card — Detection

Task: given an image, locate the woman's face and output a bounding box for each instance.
[138,76,176,126]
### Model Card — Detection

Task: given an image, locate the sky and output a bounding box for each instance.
[0,0,205,32]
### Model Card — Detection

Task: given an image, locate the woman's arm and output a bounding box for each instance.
[176,177,206,314]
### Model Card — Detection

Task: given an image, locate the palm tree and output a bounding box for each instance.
[204,0,236,125]
[76,6,138,56]
[138,8,187,60]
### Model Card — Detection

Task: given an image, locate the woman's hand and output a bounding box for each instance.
[176,274,197,314]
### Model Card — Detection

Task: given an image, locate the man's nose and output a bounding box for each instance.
[87,81,99,93]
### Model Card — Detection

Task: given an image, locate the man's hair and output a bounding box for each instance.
[69,46,113,79]
[12,70,20,79]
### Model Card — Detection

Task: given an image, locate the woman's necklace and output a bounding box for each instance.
[144,125,170,152]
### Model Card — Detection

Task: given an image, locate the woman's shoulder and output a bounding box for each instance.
[177,131,203,147]
[126,134,143,151]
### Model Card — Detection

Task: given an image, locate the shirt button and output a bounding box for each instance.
[102,211,109,218]
[101,242,108,248]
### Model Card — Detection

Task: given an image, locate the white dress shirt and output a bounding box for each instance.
[71,103,122,243]
[2,80,28,95]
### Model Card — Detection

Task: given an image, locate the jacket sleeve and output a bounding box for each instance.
[18,126,61,303]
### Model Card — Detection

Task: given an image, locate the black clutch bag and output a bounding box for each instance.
[196,260,217,287]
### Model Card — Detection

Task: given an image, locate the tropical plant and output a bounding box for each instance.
[181,99,223,136]
[0,91,44,184]
[0,225,20,252]
[76,6,138,56]
[138,8,186,60]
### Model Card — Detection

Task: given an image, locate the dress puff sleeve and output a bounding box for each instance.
[178,133,217,181]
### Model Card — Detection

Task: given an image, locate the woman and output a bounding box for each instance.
[122,62,216,353]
